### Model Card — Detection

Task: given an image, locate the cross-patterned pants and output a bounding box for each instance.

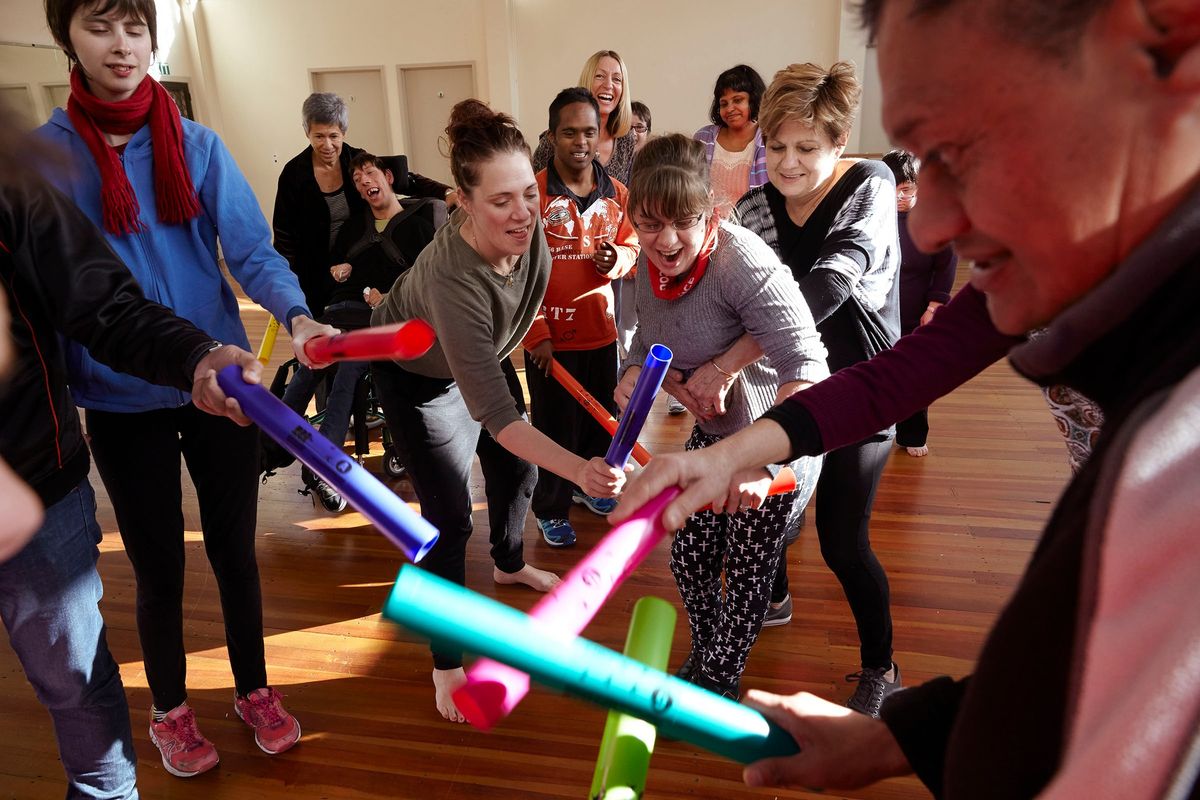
[670,428,798,696]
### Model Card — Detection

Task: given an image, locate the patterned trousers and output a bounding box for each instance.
[670,428,799,696]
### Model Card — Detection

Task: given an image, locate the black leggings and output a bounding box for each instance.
[524,342,617,519]
[372,358,537,670]
[772,434,894,669]
[86,405,266,711]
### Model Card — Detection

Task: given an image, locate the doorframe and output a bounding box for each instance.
[394,61,478,156]
[307,65,392,151]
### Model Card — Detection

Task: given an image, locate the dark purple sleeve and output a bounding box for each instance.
[927,246,957,305]
[760,284,1020,456]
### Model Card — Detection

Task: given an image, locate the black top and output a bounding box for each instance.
[0,173,212,506]
[324,199,441,325]
[760,160,900,373]
[273,143,451,313]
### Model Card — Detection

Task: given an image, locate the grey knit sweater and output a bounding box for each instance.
[623,221,829,438]
[372,209,550,437]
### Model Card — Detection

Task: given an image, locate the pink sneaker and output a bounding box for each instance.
[234,687,301,754]
[148,704,219,778]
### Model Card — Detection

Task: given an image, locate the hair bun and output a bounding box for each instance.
[446,99,517,149]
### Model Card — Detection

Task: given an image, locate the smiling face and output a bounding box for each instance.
[633,211,708,278]
[551,102,599,179]
[764,119,844,202]
[459,151,539,259]
[896,180,917,212]
[352,163,395,211]
[876,0,1152,335]
[589,56,624,119]
[718,89,753,131]
[307,122,344,167]
[67,3,152,102]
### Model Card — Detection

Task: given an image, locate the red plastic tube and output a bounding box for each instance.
[304,319,436,363]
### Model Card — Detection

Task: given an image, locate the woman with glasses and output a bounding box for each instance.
[615,134,828,699]
[694,65,769,218]
[731,62,904,718]
[631,101,652,152]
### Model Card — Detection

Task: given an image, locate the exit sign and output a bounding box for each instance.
[157,62,171,76]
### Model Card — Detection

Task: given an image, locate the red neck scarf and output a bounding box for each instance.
[67,66,200,235]
[647,217,721,300]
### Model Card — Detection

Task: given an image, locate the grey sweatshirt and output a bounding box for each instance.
[372,209,550,437]
[623,221,829,438]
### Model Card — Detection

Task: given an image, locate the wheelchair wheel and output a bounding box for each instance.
[383,448,407,479]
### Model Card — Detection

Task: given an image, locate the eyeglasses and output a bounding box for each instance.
[630,213,704,234]
[631,124,648,134]
[897,188,918,199]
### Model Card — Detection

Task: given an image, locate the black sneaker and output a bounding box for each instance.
[762,593,793,627]
[845,662,903,718]
[675,652,698,683]
[300,468,347,513]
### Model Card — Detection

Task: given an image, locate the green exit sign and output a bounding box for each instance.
[157,62,171,76]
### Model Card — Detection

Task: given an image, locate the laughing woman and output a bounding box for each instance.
[615,134,828,699]
[371,99,626,723]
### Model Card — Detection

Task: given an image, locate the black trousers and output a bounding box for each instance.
[524,342,618,519]
[372,358,537,670]
[771,433,895,670]
[896,407,930,448]
[86,405,266,711]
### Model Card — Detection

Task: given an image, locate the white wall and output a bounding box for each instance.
[511,0,844,143]
[195,0,492,218]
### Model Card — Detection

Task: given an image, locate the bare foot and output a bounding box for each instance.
[905,445,930,458]
[494,564,561,592]
[433,668,467,723]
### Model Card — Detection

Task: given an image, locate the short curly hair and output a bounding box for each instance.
[758,62,861,145]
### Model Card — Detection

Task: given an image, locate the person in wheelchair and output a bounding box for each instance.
[279,152,444,511]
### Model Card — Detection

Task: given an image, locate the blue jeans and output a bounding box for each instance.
[0,479,138,799]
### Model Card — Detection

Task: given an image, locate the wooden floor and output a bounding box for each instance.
[0,277,1071,799]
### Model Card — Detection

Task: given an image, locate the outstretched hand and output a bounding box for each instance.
[741,689,911,791]
[610,447,736,531]
[191,344,262,425]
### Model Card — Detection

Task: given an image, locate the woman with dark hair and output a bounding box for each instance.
[694,64,769,216]
[38,0,336,777]
[371,99,626,724]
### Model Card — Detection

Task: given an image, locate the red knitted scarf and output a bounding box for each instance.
[647,218,721,300]
[67,66,200,235]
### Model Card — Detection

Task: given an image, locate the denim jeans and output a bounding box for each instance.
[0,478,138,799]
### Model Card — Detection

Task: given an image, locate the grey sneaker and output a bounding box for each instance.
[666,396,687,415]
[762,593,793,627]
[846,662,903,718]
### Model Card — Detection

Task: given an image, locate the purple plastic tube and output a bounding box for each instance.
[607,344,672,468]
[216,365,438,562]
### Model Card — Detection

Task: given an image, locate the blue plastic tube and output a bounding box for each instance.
[217,365,438,562]
[606,344,672,468]
[382,565,800,764]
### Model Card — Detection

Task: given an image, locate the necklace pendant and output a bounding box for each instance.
[505,273,514,288]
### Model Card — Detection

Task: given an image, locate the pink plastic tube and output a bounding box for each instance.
[453,486,681,730]
[304,319,435,362]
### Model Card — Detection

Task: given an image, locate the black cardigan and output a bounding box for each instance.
[272,143,450,313]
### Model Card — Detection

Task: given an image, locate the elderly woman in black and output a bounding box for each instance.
[273,92,453,314]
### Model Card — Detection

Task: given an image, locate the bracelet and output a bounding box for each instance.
[710,359,736,379]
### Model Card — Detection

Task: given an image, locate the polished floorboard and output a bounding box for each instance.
[0,276,1071,799]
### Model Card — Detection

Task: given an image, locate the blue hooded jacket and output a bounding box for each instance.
[38,108,309,413]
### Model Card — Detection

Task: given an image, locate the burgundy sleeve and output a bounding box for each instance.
[761,284,1020,456]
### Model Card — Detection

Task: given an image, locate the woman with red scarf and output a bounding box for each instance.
[37,0,334,779]
[614,134,828,699]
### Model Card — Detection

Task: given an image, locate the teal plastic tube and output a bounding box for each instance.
[589,596,677,800]
[382,566,799,764]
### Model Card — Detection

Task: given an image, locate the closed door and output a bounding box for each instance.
[45,83,70,114]
[311,69,390,155]
[400,65,475,186]
[1,85,37,129]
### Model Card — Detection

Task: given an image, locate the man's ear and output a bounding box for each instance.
[1141,0,1200,87]
[384,168,394,187]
